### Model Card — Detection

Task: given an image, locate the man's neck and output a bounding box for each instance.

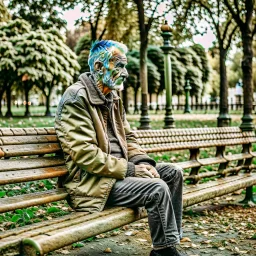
[96,80,112,95]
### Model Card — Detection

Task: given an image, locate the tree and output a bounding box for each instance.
[0,19,31,117]
[30,28,80,116]
[133,0,172,129]
[75,34,91,73]
[104,0,138,48]
[181,0,238,126]
[0,20,80,117]
[0,0,11,22]
[62,0,108,42]
[126,54,140,113]
[222,0,256,130]
[8,0,67,29]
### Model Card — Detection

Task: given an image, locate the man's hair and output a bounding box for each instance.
[88,40,128,72]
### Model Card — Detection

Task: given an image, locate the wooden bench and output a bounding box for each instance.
[0,126,255,256]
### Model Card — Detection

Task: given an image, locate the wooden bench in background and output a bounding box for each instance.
[0,127,255,256]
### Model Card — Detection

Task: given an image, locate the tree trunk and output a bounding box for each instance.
[149,93,152,110]
[91,24,97,42]
[5,84,12,117]
[24,84,31,117]
[122,85,129,114]
[45,93,51,116]
[136,0,150,129]
[0,89,4,117]
[217,47,230,127]
[134,87,139,114]
[240,30,254,130]
[155,92,160,114]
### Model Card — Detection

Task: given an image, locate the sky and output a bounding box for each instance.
[63,7,216,50]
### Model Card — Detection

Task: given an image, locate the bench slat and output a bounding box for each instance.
[0,166,67,185]
[183,174,253,194]
[22,207,146,255]
[142,138,251,153]
[199,156,227,166]
[0,135,58,145]
[183,174,256,207]
[0,143,61,157]
[0,189,68,213]
[225,153,252,161]
[175,160,201,169]
[0,156,65,172]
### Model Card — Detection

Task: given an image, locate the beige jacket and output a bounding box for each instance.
[55,73,155,212]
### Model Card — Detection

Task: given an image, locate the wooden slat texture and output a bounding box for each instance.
[183,174,253,194]
[0,208,126,255]
[0,189,68,213]
[0,128,14,136]
[0,166,67,185]
[199,157,227,166]
[0,143,61,157]
[183,174,256,207]
[175,160,201,169]
[225,153,252,161]
[22,208,147,255]
[0,156,65,172]
[0,135,58,145]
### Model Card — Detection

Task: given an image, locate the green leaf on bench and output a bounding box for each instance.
[11,214,21,223]
[47,207,60,214]
[0,191,6,198]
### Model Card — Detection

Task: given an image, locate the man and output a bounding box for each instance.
[55,40,185,256]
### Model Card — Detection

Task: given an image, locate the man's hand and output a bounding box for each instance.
[134,164,154,178]
[134,164,160,178]
[145,165,160,178]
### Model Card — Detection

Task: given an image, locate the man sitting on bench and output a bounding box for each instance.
[55,40,185,256]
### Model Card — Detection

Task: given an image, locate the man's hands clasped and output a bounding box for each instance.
[134,164,160,179]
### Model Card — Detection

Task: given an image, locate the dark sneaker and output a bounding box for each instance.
[150,246,187,256]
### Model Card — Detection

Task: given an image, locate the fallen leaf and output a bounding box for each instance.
[180,237,191,243]
[104,248,112,253]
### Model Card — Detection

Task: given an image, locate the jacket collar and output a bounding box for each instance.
[79,72,120,105]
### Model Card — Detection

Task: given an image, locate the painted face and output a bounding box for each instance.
[96,47,128,91]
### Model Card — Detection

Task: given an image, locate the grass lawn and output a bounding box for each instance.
[0,106,248,128]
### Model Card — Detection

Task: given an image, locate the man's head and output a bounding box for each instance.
[88,40,128,91]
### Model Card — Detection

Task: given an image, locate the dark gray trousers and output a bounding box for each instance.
[106,163,183,249]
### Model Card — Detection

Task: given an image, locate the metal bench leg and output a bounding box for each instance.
[239,186,256,205]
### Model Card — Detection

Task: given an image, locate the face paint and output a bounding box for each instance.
[94,47,128,91]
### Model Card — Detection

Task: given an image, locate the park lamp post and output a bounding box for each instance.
[184,79,192,114]
[161,20,175,129]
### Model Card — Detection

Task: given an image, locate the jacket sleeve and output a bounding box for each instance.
[56,98,128,180]
[122,109,156,167]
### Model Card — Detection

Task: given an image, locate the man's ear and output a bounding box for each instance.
[94,61,103,72]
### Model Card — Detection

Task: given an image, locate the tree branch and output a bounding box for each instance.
[222,18,233,41]
[225,24,238,49]
[245,0,253,29]
[147,0,161,33]
[253,24,256,36]
[234,0,240,15]
[95,0,106,32]
[99,27,106,40]
[194,0,220,39]
[223,0,243,27]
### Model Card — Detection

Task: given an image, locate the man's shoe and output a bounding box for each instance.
[150,246,186,256]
